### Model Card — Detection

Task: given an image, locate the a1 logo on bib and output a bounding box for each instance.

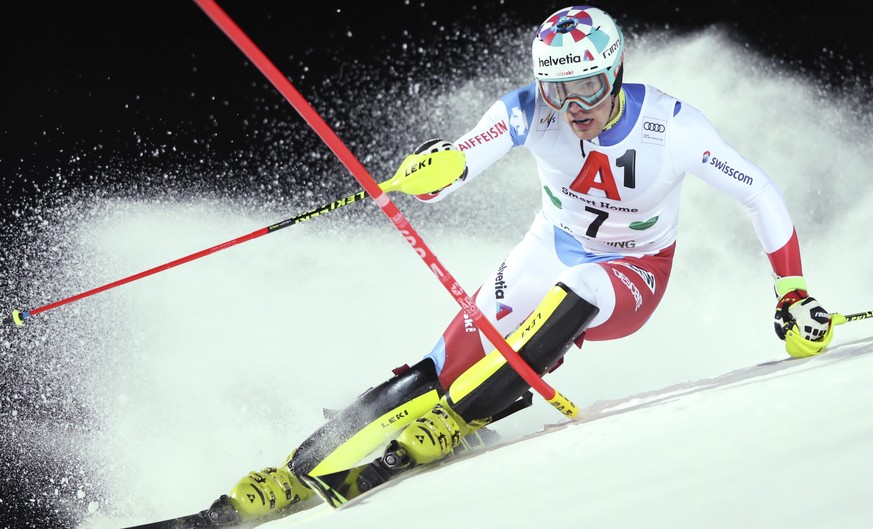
[641,116,666,145]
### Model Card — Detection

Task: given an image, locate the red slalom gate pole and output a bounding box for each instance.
[193,0,579,418]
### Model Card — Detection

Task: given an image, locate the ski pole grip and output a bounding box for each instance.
[547,390,580,419]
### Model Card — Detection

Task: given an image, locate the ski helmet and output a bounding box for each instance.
[532,6,624,111]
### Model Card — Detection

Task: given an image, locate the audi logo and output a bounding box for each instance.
[643,121,665,132]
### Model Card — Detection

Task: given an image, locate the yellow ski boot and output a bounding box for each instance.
[395,401,489,465]
[225,453,315,522]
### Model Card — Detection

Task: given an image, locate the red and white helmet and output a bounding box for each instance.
[532,6,625,111]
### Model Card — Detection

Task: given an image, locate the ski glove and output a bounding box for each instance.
[773,276,834,358]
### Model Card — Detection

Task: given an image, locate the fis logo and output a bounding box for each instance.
[538,108,558,131]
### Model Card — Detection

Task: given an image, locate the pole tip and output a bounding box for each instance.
[4,309,25,326]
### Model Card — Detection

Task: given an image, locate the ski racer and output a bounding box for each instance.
[173,5,837,526]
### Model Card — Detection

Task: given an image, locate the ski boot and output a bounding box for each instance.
[123,455,316,528]
[224,454,316,522]
[298,399,508,506]
[395,401,490,465]
[350,401,490,494]
[301,404,491,505]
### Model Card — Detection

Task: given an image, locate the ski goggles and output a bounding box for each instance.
[538,73,612,112]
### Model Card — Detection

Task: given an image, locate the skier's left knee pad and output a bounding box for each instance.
[447,283,598,421]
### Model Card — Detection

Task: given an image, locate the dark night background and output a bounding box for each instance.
[3,1,871,216]
[1,1,871,528]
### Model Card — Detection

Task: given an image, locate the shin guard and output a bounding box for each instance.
[447,283,598,422]
[291,359,443,478]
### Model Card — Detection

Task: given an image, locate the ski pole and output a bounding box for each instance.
[1,192,362,327]
[0,154,462,328]
[193,0,580,418]
[831,310,873,325]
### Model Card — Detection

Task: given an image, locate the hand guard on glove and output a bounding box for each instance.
[409,139,468,198]
[773,276,834,358]
[381,138,468,197]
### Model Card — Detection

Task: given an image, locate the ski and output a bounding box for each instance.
[125,401,517,526]
[301,425,504,508]
[300,398,526,508]
[121,511,270,529]
[121,431,498,528]
[121,495,259,529]
[301,440,414,507]
[122,509,214,529]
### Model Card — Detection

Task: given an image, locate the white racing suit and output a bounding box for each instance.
[419,82,802,389]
